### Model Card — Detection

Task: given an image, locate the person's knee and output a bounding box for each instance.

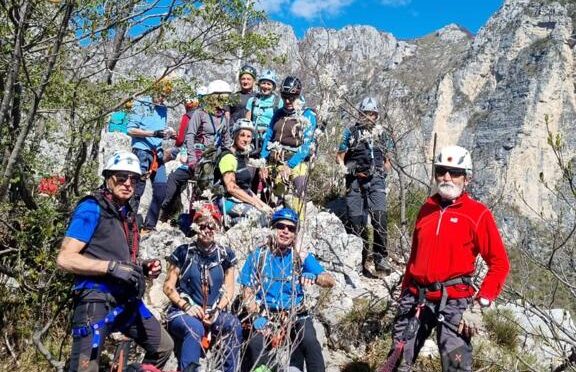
[293,176,307,197]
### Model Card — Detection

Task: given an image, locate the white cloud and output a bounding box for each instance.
[254,0,289,14]
[289,0,354,20]
[381,0,411,7]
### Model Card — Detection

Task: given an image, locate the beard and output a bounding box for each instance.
[437,181,464,200]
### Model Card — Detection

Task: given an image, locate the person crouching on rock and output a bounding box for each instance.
[214,118,273,227]
[239,208,335,372]
[163,204,242,372]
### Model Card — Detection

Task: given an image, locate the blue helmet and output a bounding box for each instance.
[271,208,298,225]
[258,69,278,88]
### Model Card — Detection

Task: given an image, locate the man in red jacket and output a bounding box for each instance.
[384,145,510,372]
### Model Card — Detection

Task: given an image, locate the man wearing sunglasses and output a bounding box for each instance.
[56,151,173,371]
[385,145,509,371]
[239,208,335,372]
[259,76,317,216]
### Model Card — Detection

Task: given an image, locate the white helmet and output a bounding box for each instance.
[103,151,141,176]
[207,80,232,95]
[435,145,472,173]
[232,118,256,137]
[359,96,379,114]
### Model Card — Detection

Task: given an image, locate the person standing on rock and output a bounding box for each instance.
[259,76,317,217]
[163,204,243,372]
[56,150,173,372]
[336,96,393,277]
[383,145,510,372]
[239,208,335,372]
[127,78,175,235]
[229,64,257,126]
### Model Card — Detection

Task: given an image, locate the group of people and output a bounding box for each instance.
[58,63,511,372]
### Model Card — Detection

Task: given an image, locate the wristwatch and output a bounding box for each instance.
[478,297,491,308]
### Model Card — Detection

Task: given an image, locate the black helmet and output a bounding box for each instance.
[239,64,257,79]
[280,76,302,96]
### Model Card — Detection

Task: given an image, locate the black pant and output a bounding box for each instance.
[161,168,192,218]
[242,316,325,372]
[68,292,173,372]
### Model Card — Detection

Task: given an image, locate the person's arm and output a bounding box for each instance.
[336,152,346,166]
[336,127,351,166]
[163,263,190,310]
[245,97,254,121]
[287,109,317,168]
[302,253,335,288]
[186,111,202,166]
[241,286,259,314]
[217,266,236,310]
[175,114,190,147]
[474,210,510,301]
[56,237,108,275]
[223,172,270,212]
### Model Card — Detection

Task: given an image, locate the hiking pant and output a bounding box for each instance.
[162,167,192,218]
[389,292,472,371]
[271,162,309,218]
[68,295,173,372]
[345,173,388,264]
[167,311,243,372]
[243,316,325,372]
[131,148,167,230]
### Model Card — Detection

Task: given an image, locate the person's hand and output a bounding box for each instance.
[142,259,161,279]
[244,299,259,314]
[337,163,348,176]
[458,300,485,339]
[280,165,291,182]
[259,167,269,180]
[165,127,176,139]
[183,303,204,319]
[301,272,317,286]
[259,204,274,215]
[107,261,146,298]
[253,316,268,331]
[203,308,220,326]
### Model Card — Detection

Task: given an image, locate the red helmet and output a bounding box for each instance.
[193,203,222,224]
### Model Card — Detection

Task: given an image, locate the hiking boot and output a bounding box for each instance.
[361,258,378,278]
[140,227,155,238]
[374,257,392,275]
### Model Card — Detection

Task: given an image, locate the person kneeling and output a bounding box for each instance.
[163,204,243,372]
[239,208,335,372]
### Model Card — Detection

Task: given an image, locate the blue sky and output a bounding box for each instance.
[256,0,504,40]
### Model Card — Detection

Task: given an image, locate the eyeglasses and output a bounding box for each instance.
[113,172,139,185]
[274,222,297,233]
[198,223,217,231]
[434,166,467,178]
[281,93,299,101]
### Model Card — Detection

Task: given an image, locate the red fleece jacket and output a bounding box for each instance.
[402,192,510,302]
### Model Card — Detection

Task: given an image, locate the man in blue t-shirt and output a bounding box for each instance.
[56,151,173,371]
[238,208,335,372]
[127,79,175,234]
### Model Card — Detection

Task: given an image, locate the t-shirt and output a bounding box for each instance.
[218,153,238,175]
[108,112,129,134]
[127,96,167,152]
[238,247,325,310]
[65,198,101,243]
[246,94,283,132]
[169,243,237,307]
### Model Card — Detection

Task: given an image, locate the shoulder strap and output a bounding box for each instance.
[273,94,280,111]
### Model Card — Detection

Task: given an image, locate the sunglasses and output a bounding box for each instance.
[113,172,139,185]
[435,166,467,178]
[198,223,217,231]
[274,222,297,233]
[281,93,299,101]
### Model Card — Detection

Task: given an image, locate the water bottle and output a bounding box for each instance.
[179,147,187,165]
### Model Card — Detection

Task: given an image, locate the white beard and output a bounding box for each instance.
[437,181,464,200]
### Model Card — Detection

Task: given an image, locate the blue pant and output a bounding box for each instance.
[167,311,243,372]
[131,148,167,229]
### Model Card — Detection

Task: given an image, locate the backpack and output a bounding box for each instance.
[194,114,226,193]
[250,93,281,124]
